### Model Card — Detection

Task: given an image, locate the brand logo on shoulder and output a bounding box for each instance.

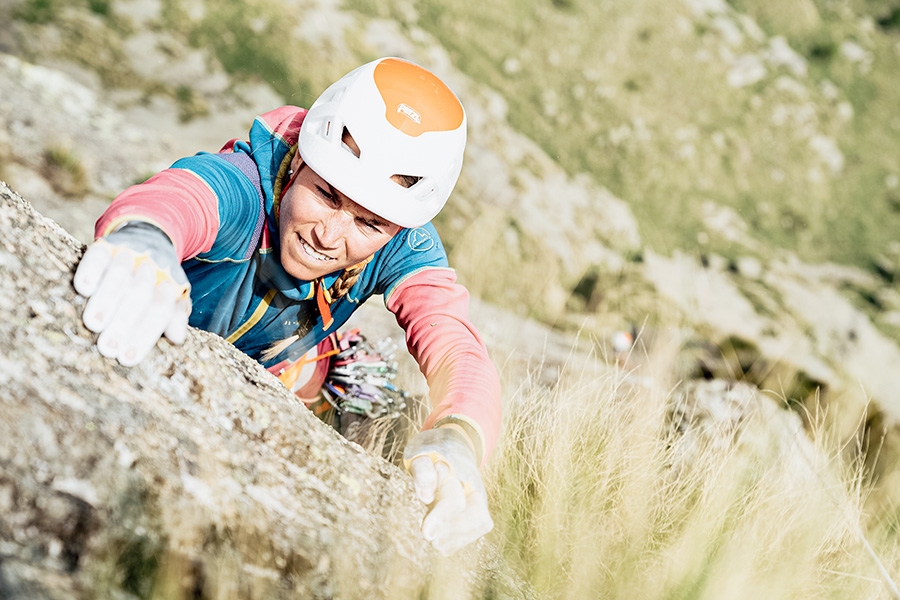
[407,227,435,252]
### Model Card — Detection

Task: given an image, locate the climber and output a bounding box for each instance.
[612,329,634,368]
[71,57,500,556]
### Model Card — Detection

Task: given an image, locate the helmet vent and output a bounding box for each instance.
[341,127,361,158]
[392,174,422,189]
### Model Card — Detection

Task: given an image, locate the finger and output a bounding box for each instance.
[422,476,466,542]
[163,297,191,345]
[463,494,495,539]
[96,261,155,360]
[430,496,494,556]
[119,278,177,366]
[81,249,136,332]
[434,460,452,484]
[409,456,439,504]
[73,241,113,297]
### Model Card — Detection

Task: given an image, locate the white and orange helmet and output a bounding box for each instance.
[298,57,467,229]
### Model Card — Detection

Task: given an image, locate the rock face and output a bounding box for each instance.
[0,182,446,599]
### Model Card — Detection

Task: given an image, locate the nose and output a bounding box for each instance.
[313,209,354,249]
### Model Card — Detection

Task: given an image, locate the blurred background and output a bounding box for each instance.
[2,0,900,597]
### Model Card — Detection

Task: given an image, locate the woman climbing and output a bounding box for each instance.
[72,57,501,556]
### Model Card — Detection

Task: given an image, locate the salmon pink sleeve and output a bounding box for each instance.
[386,267,502,465]
[94,168,220,260]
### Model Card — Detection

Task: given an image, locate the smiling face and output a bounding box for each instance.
[278,151,402,282]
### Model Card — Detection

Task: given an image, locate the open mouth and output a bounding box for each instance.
[299,235,336,262]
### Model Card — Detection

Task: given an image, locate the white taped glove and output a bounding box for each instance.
[73,222,191,366]
[404,428,493,556]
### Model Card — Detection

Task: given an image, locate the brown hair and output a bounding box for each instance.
[330,256,372,299]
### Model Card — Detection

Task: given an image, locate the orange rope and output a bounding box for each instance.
[315,278,334,330]
[277,347,340,389]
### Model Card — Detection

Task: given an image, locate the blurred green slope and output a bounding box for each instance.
[10,0,900,270]
[350,0,900,271]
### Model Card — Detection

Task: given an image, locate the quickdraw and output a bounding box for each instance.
[320,329,408,419]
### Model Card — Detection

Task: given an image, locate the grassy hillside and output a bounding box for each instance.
[13,0,900,272]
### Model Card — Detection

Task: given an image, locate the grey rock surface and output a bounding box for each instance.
[0,182,483,599]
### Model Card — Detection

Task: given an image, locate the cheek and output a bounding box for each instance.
[279,191,309,230]
[351,231,396,258]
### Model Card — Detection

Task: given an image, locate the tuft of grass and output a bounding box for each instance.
[174,84,209,122]
[42,144,89,197]
[87,0,111,16]
[14,0,59,24]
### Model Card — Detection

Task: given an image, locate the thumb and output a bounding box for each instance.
[164,296,191,345]
[408,455,439,504]
[73,240,114,298]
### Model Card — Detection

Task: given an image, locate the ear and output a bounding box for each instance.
[290,148,304,172]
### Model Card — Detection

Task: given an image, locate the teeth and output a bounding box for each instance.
[300,236,335,261]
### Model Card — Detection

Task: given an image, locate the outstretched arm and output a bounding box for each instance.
[386,267,502,554]
[93,168,221,260]
[75,167,222,364]
[386,267,502,463]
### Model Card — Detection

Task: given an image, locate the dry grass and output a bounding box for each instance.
[475,336,900,599]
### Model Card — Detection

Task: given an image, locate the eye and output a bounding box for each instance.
[316,185,339,205]
[357,217,383,234]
